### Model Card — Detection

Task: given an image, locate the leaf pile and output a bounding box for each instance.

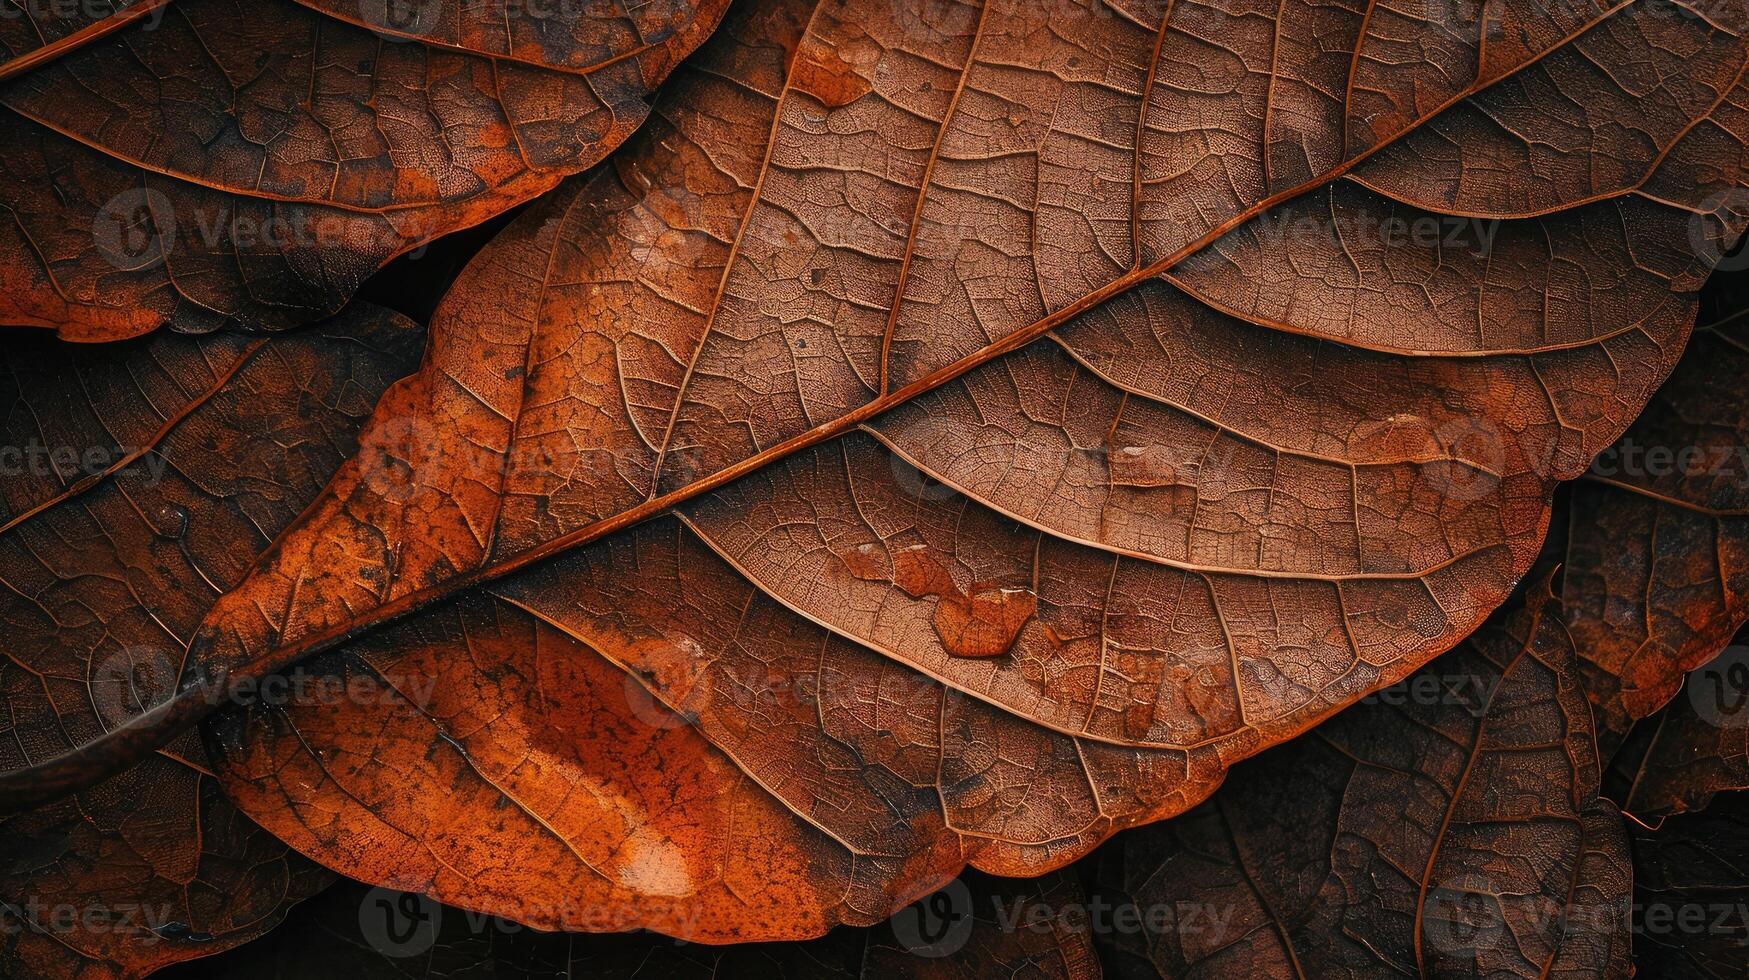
[3,0,1749,976]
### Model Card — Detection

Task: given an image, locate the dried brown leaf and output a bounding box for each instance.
[0,304,421,978]
[1560,269,1749,748]
[0,0,728,339]
[1092,580,1634,979]
[13,0,1749,945]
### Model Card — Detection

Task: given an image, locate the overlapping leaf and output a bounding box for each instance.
[1091,580,1633,979]
[12,0,1749,945]
[1598,623,1749,816]
[209,590,976,941]
[0,305,421,977]
[1628,793,1749,979]
[1585,669,1749,975]
[1560,270,1749,746]
[0,0,728,340]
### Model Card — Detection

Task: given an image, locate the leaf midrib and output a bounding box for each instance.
[237,0,1645,687]
[0,0,172,83]
[0,0,1652,810]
